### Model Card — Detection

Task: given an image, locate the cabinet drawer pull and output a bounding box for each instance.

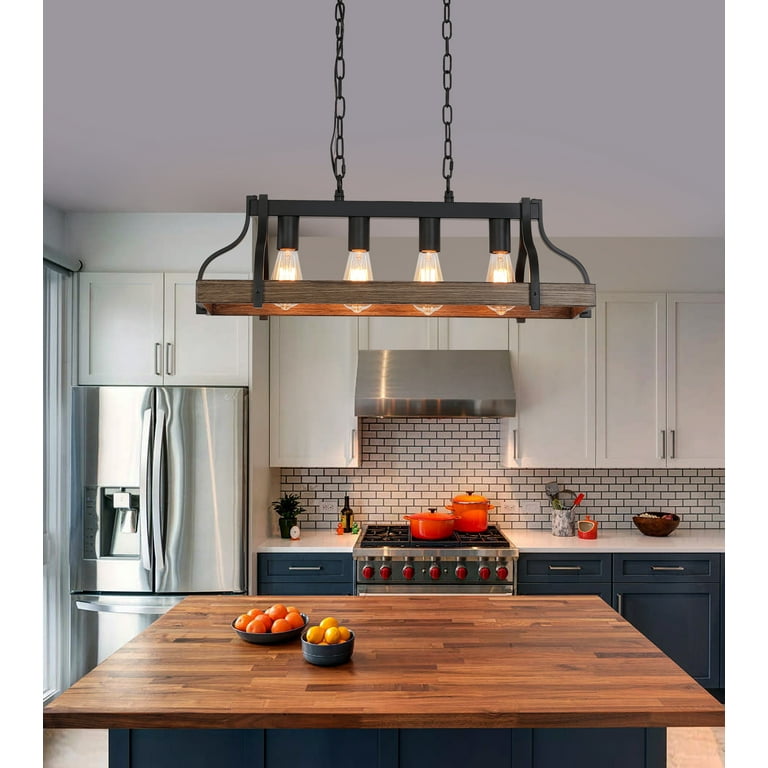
[155,343,162,376]
[287,566,323,571]
[617,593,623,615]
[651,565,685,571]
[548,565,582,571]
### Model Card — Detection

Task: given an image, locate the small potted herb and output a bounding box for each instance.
[272,493,305,539]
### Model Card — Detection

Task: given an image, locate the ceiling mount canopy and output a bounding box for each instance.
[196,0,595,320]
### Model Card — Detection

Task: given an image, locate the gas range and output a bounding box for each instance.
[352,524,519,594]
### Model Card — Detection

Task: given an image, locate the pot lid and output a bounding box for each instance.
[452,491,489,503]
[405,511,458,521]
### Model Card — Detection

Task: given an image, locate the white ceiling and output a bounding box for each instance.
[43,0,723,237]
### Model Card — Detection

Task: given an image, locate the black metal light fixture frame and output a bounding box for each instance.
[195,195,594,319]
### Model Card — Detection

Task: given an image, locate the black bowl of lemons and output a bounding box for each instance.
[301,616,355,666]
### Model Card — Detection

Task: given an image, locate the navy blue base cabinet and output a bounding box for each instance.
[257,553,354,595]
[110,727,667,768]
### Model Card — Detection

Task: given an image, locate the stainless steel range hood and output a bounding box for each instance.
[354,350,516,418]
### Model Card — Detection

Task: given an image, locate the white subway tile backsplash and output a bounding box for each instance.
[280,418,725,531]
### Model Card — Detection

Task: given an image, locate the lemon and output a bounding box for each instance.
[323,626,341,644]
[305,625,325,644]
[319,616,339,629]
[337,626,351,642]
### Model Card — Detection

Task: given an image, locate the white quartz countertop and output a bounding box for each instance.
[502,527,724,553]
[256,527,724,554]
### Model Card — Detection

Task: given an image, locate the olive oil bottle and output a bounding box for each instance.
[340,495,354,533]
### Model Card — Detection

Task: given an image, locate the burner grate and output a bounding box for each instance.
[359,524,510,549]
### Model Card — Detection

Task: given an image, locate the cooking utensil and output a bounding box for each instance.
[568,493,585,511]
[553,488,576,509]
[545,482,560,500]
[444,491,494,532]
[403,508,458,540]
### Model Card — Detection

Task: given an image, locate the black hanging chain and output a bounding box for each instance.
[442,0,454,203]
[330,0,347,201]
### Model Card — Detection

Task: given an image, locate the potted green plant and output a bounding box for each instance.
[272,493,305,539]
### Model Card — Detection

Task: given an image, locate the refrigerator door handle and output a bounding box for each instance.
[75,599,170,616]
[151,410,166,571]
[139,408,153,571]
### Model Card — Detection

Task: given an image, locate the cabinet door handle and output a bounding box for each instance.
[617,593,623,615]
[548,565,582,571]
[660,430,666,459]
[671,429,676,459]
[512,428,518,460]
[166,342,174,376]
[351,429,357,462]
[154,343,162,376]
[288,566,322,571]
[651,565,685,571]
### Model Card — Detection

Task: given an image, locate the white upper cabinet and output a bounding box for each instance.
[358,317,439,350]
[163,273,250,385]
[359,317,509,351]
[665,293,724,466]
[502,316,596,468]
[269,316,359,468]
[596,293,724,468]
[78,272,250,386]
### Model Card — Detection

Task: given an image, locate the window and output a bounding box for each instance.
[43,262,74,702]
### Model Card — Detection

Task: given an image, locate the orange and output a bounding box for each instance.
[271,618,292,633]
[305,625,325,644]
[266,604,288,621]
[285,605,300,615]
[319,616,339,629]
[247,608,265,618]
[234,614,251,631]
[337,626,351,642]
[284,611,304,629]
[258,613,273,631]
[323,626,341,644]
[246,617,268,634]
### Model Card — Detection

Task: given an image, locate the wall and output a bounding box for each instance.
[281,418,724,531]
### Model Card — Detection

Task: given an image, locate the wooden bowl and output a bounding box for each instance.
[632,513,680,537]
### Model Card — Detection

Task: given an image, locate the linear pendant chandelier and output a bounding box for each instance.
[196,1,595,320]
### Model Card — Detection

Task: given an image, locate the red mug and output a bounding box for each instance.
[577,515,598,539]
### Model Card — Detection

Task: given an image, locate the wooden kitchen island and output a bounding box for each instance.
[44,595,724,768]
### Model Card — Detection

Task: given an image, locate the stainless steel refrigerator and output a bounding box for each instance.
[69,386,247,686]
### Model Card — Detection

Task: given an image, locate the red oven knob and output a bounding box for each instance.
[455,565,468,580]
[379,565,392,580]
[361,564,375,580]
[496,565,509,581]
[478,565,491,581]
[429,563,442,580]
[402,564,415,580]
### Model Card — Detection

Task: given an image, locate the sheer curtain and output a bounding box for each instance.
[43,261,74,701]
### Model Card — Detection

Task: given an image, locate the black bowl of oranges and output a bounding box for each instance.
[232,604,308,644]
[301,616,355,666]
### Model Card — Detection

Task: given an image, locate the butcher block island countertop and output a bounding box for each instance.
[44,594,723,731]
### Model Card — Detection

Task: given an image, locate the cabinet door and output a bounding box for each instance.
[596,293,666,467]
[437,317,510,350]
[78,273,164,385]
[613,582,720,688]
[163,273,250,385]
[270,316,359,468]
[666,293,724,467]
[358,317,438,350]
[503,316,595,468]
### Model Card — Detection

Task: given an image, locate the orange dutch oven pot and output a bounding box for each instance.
[445,491,494,532]
[403,509,458,540]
